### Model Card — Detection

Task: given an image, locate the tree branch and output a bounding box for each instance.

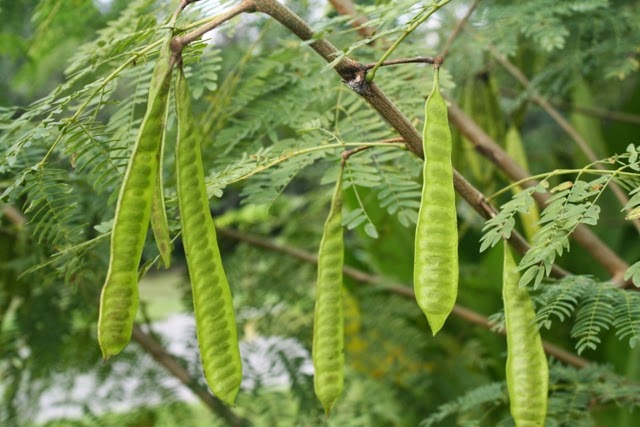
[249,0,570,277]
[362,56,439,70]
[172,0,256,51]
[1,205,27,226]
[488,45,640,233]
[447,102,629,283]
[327,0,375,39]
[323,0,629,283]
[440,0,479,57]
[500,87,640,125]
[130,324,249,427]
[216,227,589,369]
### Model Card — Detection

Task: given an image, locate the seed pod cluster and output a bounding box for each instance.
[98,32,174,360]
[98,36,242,406]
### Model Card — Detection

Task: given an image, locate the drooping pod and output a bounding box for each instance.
[503,242,548,427]
[175,65,242,406]
[414,66,458,335]
[98,32,174,360]
[313,165,345,416]
[150,99,173,269]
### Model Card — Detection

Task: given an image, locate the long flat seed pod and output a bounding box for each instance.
[150,98,172,269]
[175,66,242,406]
[414,67,458,335]
[503,242,548,427]
[313,166,345,416]
[98,32,174,360]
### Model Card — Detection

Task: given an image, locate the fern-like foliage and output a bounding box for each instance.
[535,277,588,330]
[547,362,640,426]
[21,168,85,245]
[422,362,640,426]
[490,274,640,354]
[420,382,507,427]
[482,146,640,290]
[322,0,453,67]
[518,175,609,288]
[479,0,640,84]
[480,183,546,251]
[570,284,615,354]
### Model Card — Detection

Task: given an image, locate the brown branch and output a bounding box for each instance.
[440,0,479,58]
[362,56,439,70]
[501,87,640,125]
[249,0,570,278]
[216,227,590,369]
[172,0,256,51]
[341,137,405,161]
[488,45,640,233]
[568,104,640,126]
[327,0,375,39]
[1,205,27,226]
[131,324,249,427]
[323,0,630,283]
[447,102,630,284]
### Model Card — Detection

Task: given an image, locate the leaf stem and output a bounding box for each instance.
[365,0,453,82]
[227,141,406,185]
[173,0,256,51]
[487,165,640,202]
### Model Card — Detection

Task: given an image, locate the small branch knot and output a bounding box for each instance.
[342,68,370,96]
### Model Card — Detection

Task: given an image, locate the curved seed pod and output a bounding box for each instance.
[175,66,242,406]
[503,242,548,427]
[98,33,174,360]
[150,104,172,269]
[313,166,345,416]
[414,67,458,335]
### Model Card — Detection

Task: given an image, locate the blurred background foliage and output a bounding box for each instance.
[2,0,640,425]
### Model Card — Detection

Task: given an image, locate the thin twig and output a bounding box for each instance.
[327,0,375,39]
[568,104,640,126]
[366,0,453,82]
[500,86,640,125]
[488,45,640,233]
[216,227,590,369]
[446,102,630,284]
[362,57,439,70]
[1,205,27,226]
[173,0,256,51]
[440,0,480,58]
[342,137,404,161]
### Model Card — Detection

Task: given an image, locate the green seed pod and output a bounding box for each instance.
[150,109,172,269]
[175,66,242,406]
[98,33,174,360]
[503,242,548,427]
[313,166,345,416]
[414,67,458,335]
